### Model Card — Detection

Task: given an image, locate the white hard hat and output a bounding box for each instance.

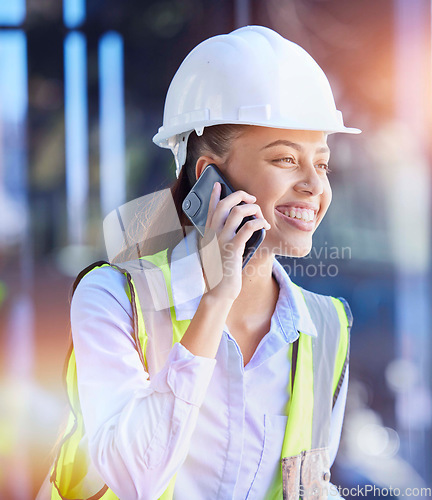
[153,25,361,177]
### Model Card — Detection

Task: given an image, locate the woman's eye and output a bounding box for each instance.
[316,163,332,173]
[273,157,331,173]
[275,157,296,165]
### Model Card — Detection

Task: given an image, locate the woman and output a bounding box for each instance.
[48,26,359,500]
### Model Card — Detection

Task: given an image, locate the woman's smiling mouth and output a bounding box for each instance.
[275,204,319,231]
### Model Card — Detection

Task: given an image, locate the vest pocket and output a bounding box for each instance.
[281,447,331,500]
[247,414,288,499]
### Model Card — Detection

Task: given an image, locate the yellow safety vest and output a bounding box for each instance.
[49,248,351,500]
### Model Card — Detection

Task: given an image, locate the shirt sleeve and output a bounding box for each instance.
[327,364,349,500]
[70,265,216,500]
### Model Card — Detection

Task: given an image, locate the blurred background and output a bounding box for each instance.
[0,0,431,498]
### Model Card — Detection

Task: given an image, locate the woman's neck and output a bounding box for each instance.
[227,251,279,331]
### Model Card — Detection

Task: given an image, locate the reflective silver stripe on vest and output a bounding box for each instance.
[301,289,341,449]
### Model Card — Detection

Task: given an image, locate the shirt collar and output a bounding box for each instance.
[271,257,317,338]
[170,227,317,337]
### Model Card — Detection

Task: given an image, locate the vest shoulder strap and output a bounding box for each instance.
[71,260,110,295]
[337,295,353,329]
[71,260,146,368]
[297,287,352,407]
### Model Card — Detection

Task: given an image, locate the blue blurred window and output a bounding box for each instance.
[64,32,88,244]
[0,31,27,123]
[63,0,86,29]
[0,0,25,26]
[0,31,28,201]
[99,32,126,217]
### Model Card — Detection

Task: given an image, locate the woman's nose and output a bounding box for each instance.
[294,164,324,196]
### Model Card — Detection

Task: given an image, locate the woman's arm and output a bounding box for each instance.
[71,266,220,500]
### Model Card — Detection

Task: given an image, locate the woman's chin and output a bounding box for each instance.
[270,235,312,258]
[288,246,311,258]
[281,240,312,258]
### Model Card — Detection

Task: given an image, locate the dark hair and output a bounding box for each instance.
[113,124,247,263]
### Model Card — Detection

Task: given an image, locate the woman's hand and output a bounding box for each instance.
[199,181,271,302]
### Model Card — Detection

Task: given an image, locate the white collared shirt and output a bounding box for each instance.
[71,228,348,500]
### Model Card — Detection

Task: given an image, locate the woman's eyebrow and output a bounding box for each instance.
[261,140,330,154]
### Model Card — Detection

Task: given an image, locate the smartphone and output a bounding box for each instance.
[182,164,265,268]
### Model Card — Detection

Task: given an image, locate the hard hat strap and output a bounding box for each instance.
[168,131,191,178]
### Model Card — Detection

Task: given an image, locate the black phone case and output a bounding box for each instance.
[182,164,264,268]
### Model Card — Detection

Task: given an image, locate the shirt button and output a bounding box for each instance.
[323,471,331,482]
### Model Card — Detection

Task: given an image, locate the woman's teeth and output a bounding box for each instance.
[283,208,315,222]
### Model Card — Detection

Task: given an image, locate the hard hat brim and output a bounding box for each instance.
[152,122,361,149]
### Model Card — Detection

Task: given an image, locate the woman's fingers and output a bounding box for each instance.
[200,186,270,301]
[210,190,256,232]
[222,203,270,237]
[232,217,270,251]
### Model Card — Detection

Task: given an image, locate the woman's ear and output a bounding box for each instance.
[195,156,218,182]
